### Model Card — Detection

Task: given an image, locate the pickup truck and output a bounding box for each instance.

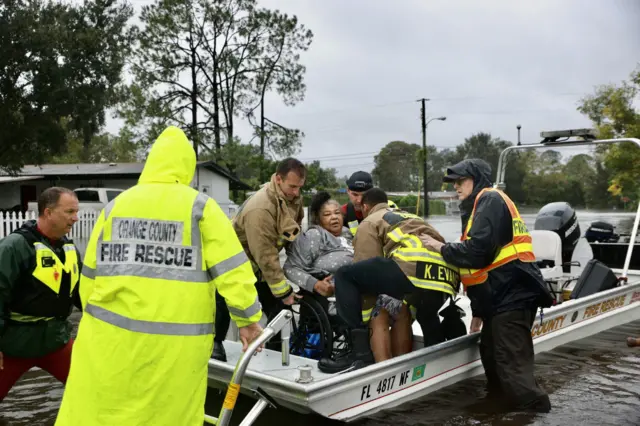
[27,187,125,213]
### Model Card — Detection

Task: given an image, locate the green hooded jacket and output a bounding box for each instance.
[0,220,82,358]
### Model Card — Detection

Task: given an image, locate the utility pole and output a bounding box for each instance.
[418,97,446,218]
[419,98,429,217]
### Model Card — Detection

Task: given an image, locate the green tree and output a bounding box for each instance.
[62,0,135,160]
[440,133,527,200]
[535,150,562,174]
[214,138,269,189]
[121,0,213,157]
[247,118,304,181]
[215,6,312,158]
[121,0,312,161]
[418,146,450,192]
[372,141,420,191]
[0,0,133,172]
[501,149,536,204]
[0,0,69,173]
[303,161,339,191]
[447,132,512,182]
[578,65,640,203]
[586,158,617,209]
[50,128,140,164]
[242,10,313,171]
[522,169,568,207]
[115,83,173,155]
[562,154,595,207]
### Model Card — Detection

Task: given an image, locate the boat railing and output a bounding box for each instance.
[204,309,293,426]
[494,134,640,280]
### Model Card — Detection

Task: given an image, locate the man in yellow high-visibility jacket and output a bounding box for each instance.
[318,188,461,373]
[55,126,264,426]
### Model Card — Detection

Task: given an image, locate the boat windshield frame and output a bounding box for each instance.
[494,136,640,279]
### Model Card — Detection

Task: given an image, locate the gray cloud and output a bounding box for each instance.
[107,0,640,177]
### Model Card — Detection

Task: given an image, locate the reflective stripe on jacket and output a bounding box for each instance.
[55,126,262,426]
[387,225,458,296]
[232,174,304,299]
[344,202,360,236]
[353,204,459,297]
[459,188,535,287]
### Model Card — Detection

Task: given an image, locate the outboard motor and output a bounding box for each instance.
[534,202,581,273]
[585,220,619,243]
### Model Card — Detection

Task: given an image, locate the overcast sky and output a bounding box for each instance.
[106,0,640,178]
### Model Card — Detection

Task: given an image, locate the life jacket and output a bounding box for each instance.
[383,210,459,296]
[459,188,536,287]
[9,226,80,322]
[345,202,360,236]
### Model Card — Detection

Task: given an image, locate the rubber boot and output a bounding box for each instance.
[318,328,373,374]
[211,340,227,362]
[516,393,551,413]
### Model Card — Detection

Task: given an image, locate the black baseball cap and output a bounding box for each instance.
[442,158,492,183]
[346,171,373,191]
[442,161,470,182]
[442,169,465,182]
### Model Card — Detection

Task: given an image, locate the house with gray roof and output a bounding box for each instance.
[0,161,250,216]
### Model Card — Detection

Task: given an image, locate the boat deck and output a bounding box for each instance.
[213,296,474,388]
[215,340,333,384]
[208,272,640,422]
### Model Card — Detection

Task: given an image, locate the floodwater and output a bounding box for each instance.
[2,211,640,426]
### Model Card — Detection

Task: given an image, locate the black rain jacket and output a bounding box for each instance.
[441,159,553,319]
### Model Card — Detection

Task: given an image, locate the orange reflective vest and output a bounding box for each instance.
[459,188,535,287]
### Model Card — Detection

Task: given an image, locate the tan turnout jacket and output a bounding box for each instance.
[353,203,458,308]
[233,174,304,299]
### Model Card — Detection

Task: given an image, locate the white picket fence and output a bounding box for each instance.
[1,206,309,241]
[0,210,99,240]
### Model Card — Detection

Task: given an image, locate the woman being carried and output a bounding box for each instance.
[284,191,413,362]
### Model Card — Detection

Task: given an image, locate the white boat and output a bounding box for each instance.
[206,130,640,424]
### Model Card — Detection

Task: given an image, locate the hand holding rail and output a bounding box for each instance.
[204,309,294,426]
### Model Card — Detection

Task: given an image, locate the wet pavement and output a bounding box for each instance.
[2,211,640,425]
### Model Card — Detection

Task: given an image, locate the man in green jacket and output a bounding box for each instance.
[0,187,82,401]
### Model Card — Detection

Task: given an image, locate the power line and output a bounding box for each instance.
[322,162,375,169]
[298,151,378,161]
[296,107,585,136]
[273,100,416,118]
[298,147,454,163]
[261,92,587,118]
[427,92,585,102]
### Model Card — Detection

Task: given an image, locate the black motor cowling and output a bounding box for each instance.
[534,202,581,273]
[585,220,619,243]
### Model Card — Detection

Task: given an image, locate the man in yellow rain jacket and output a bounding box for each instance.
[55,126,264,426]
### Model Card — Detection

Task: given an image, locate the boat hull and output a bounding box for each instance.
[590,242,640,269]
[207,280,640,422]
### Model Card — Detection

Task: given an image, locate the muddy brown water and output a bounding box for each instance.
[2,212,639,425]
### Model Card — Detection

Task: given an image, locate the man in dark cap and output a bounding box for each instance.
[341,171,399,236]
[341,171,374,236]
[419,158,553,413]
